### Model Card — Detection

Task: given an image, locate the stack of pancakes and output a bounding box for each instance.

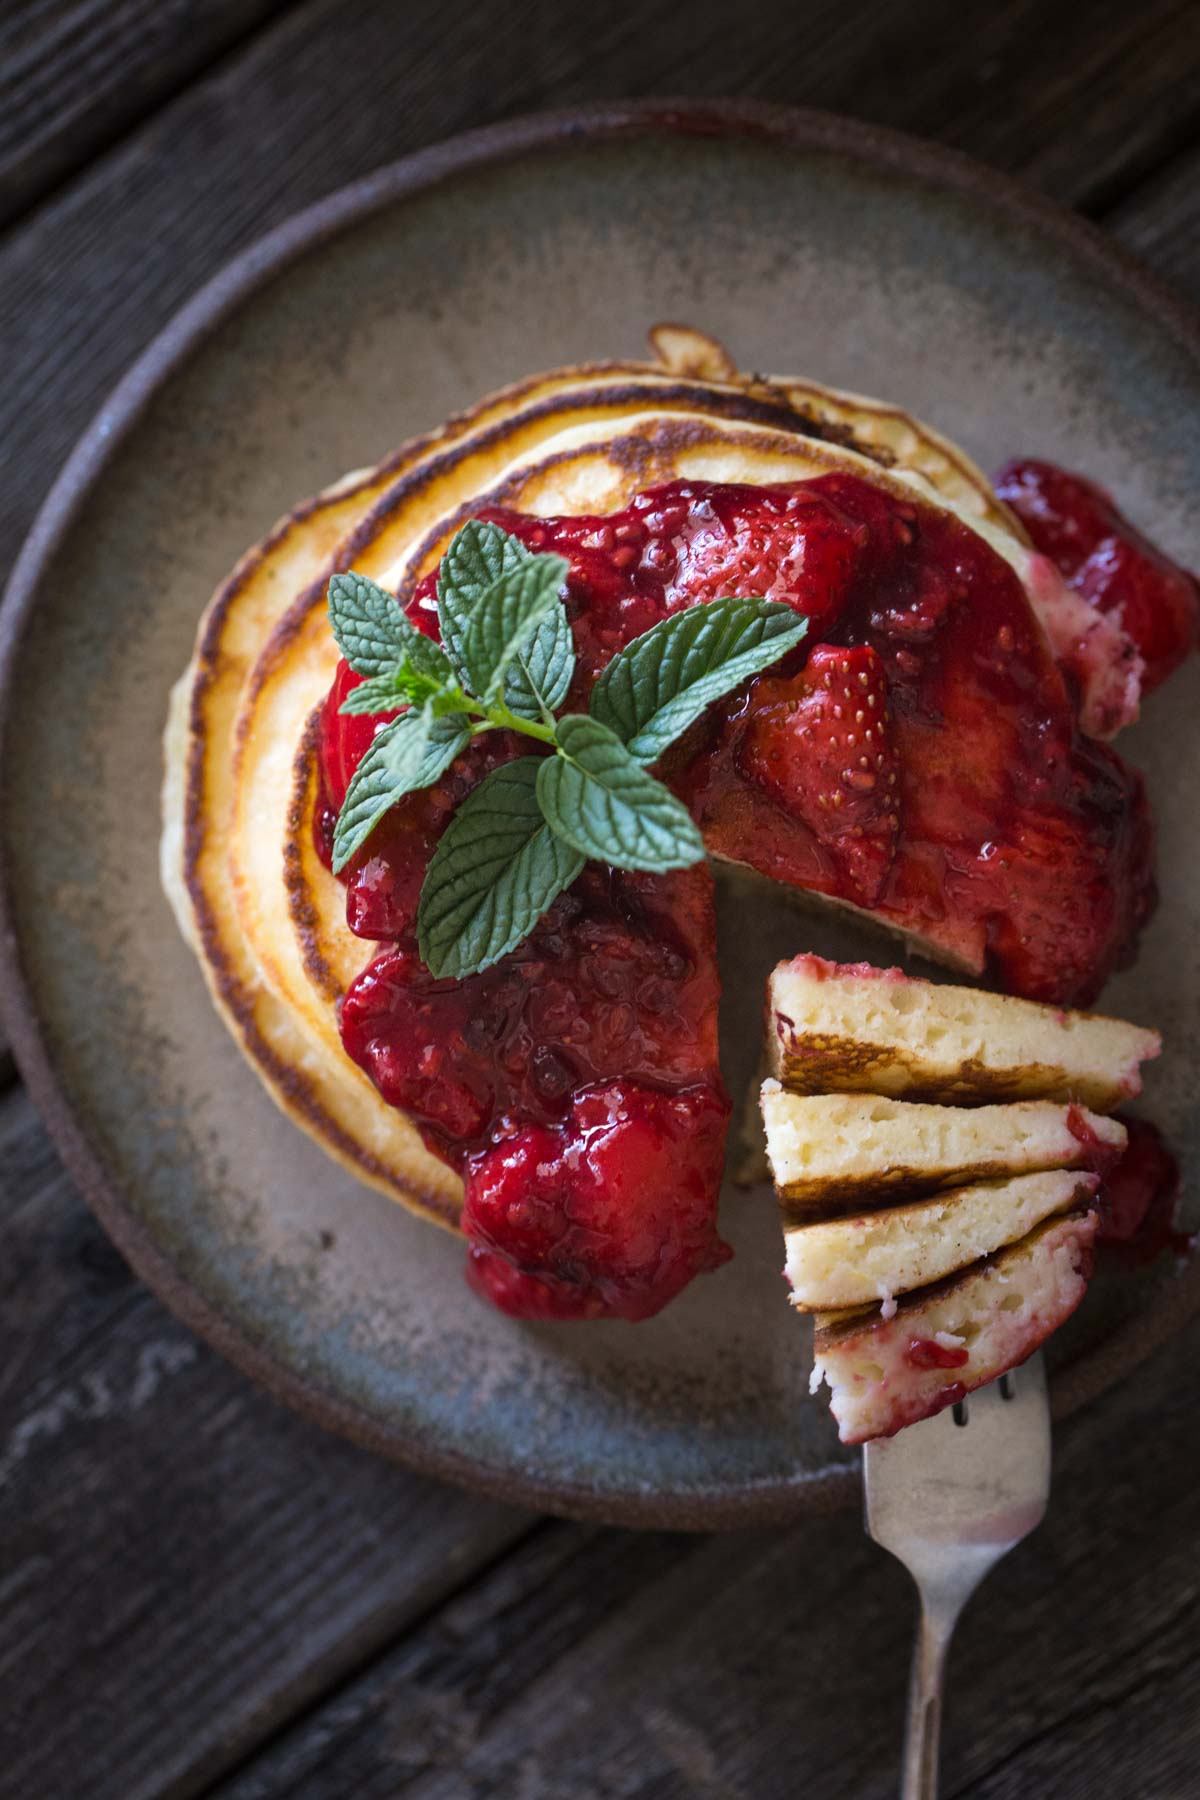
[164,325,1131,1239]
[760,955,1160,1441]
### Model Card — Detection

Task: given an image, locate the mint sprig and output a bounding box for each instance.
[436,520,531,678]
[502,601,575,721]
[326,522,808,973]
[337,666,435,716]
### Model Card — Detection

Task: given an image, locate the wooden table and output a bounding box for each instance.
[2,5,1199,1794]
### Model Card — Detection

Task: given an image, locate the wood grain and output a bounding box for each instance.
[1112,142,1200,303]
[0,1089,531,1800]
[1,2,1198,1797]
[0,0,297,228]
[209,1324,1200,1798]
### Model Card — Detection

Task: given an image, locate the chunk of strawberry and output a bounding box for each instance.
[461,1082,732,1322]
[995,459,1199,692]
[1074,537,1197,694]
[662,484,861,636]
[464,1248,611,1320]
[736,644,900,903]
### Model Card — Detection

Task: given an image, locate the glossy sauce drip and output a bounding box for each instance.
[905,1337,970,1371]
[1098,1117,1191,1265]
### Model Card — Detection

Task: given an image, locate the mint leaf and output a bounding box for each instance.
[458,552,568,703]
[436,519,571,706]
[440,518,530,603]
[502,603,576,721]
[536,715,705,873]
[338,663,443,716]
[589,597,808,763]
[332,709,470,873]
[417,758,585,978]
[328,571,454,682]
[437,520,532,683]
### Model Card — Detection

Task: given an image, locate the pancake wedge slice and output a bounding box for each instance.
[810,1211,1098,1444]
[768,954,1160,1108]
[761,1086,1126,1211]
[784,1168,1098,1311]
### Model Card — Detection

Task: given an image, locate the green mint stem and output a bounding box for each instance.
[459,696,558,744]
[488,702,556,743]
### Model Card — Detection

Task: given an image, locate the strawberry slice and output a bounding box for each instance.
[737,644,899,903]
[996,459,1199,692]
[662,484,861,636]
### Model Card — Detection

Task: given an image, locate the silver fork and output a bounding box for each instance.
[863,1354,1051,1800]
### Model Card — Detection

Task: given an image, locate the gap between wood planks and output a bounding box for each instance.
[0,0,303,232]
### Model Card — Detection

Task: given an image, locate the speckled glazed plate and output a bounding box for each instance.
[3,102,1199,1528]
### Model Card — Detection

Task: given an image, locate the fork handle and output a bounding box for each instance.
[902,1599,956,1800]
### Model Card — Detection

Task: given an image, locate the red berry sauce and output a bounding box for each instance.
[462,1084,731,1321]
[1065,1103,1126,1178]
[995,459,1199,694]
[905,1337,970,1371]
[316,474,1163,1320]
[1098,1117,1191,1265]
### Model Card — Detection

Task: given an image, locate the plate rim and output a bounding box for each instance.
[3,96,1199,1529]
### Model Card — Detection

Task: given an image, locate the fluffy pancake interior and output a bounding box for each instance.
[761,1084,1126,1209]
[768,955,1160,1107]
[784,1168,1098,1310]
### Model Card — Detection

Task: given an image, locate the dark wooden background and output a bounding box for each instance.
[2,4,1199,1795]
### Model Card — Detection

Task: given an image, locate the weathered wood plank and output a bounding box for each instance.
[0,0,297,228]
[206,1317,1200,1799]
[0,1087,532,1800]
[1111,142,1200,305]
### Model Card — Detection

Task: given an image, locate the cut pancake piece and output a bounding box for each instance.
[761,1085,1125,1210]
[810,1211,1098,1443]
[785,1168,1099,1310]
[768,954,1160,1109]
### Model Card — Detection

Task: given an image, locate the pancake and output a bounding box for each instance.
[783,1168,1098,1310]
[767,953,1160,1108]
[163,451,465,1226]
[162,326,1130,1233]
[810,1210,1099,1443]
[760,1085,1126,1211]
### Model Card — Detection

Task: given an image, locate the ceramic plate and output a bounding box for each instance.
[3,102,1198,1528]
